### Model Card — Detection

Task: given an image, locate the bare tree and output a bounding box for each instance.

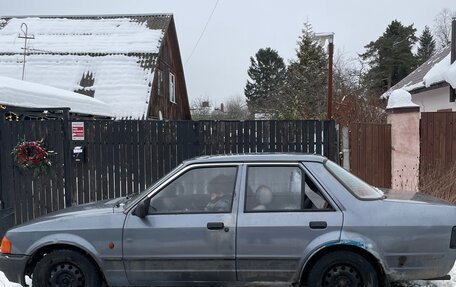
[333,51,386,126]
[190,95,250,120]
[433,8,456,50]
[190,97,212,120]
[222,95,250,120]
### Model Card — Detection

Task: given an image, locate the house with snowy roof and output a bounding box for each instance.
[0,14,191,120]
[382,44,456,112]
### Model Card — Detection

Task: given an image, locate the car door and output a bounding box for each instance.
[236,162,343,282]
[123,164,241,286]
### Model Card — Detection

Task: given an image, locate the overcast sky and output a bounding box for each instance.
[1,0,454,106]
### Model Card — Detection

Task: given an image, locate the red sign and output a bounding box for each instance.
[72,122,85,141]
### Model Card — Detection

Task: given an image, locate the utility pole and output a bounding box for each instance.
[327,39,334,119]
[18,23,34,80]
[315,33,335,119]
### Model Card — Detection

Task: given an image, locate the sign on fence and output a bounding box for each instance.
[71,122,85,141]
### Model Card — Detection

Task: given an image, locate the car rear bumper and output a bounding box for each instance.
[0,254,29,286]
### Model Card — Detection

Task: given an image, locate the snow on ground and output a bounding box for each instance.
[394,264,456,287]
[1,268,456,287]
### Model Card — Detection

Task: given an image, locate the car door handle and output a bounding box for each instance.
[309,221,327,229]
[207,222,225,230]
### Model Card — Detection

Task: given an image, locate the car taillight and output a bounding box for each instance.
[451,227,456,249]
[0,236,11,254]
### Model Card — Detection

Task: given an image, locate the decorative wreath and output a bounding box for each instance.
[11,139,55,175]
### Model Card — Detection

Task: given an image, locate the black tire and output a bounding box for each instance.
[32,249,102,287]
[306,250,379,287]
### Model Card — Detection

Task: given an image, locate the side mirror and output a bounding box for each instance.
[133,197,151,218]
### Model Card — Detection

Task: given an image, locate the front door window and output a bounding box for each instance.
[149,167,237,214]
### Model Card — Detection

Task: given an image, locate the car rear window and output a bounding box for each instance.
[324,160,384,200]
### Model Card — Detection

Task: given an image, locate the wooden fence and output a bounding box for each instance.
[420,112,456,176]
[0,119,338,225]
[0,119,68,224]
[349,123,391,188]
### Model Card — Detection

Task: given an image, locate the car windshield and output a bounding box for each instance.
[324,160,384,200]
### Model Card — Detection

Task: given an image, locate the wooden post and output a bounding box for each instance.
[62,109,73,207]
[0,110,5,209]
[450,18,456,102]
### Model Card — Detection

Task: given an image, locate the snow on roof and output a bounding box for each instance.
[0,76,112,117]
[423,54,451,88]
[0,54,155,119]
[386,89,419,109]
[381,46,451,99]
[0,15,169,119]
[0,17,164,54]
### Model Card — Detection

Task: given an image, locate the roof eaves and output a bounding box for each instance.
[0,13,173,19]
[409,81,449,94]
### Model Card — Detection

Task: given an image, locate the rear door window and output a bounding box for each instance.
[245,165,332,212]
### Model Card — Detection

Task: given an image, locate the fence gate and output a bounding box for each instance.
[420,112,456,199]
[349,123,391,188]
[0,108,71,226]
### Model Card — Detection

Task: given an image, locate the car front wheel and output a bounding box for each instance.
[32,249,102,287]
[306,250,379,287]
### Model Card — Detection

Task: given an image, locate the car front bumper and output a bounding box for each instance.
[0,254,29,286]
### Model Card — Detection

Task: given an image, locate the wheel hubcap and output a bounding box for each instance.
[323,264,363,287]
[48,262,84,287]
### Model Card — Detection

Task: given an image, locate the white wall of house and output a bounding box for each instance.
[411,86,456,112]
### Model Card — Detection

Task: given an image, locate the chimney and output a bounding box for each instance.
[451,18,456,102]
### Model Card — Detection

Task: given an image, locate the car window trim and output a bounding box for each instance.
[243,162,336,213]
[323,159,384,201]
[148,165,239,215]
[124,163,241,214]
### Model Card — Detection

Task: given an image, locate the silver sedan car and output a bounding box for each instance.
[1,154,456,287]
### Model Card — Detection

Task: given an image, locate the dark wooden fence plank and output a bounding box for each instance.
[349,123,391,188]
[420,112,456,191]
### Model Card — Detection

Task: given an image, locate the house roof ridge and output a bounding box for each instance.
[0,13,173,19]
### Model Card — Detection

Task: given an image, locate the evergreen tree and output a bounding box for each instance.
[282,22,327,119]
[417,26,436,65]
[244,48,286,115]
[361,20,417,94]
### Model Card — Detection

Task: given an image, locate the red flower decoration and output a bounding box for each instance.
[11,139,56,175]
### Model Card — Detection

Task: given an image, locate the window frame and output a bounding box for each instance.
[169,72,176,103]
[243,163,335,213]
[146,164,240,215]
[323,159,385,201]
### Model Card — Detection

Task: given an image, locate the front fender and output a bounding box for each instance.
[26,233,104,269]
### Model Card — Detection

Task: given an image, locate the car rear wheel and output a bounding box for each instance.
[32,249,102,287]
[306,251,379,287]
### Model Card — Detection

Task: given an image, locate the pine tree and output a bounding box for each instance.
[244,48,286,115]
[417,26,436,65]
[282,22,328,119]
[361,20,417,94]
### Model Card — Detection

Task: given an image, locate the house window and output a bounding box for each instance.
[169,72,176,103]
[157,69,163,96]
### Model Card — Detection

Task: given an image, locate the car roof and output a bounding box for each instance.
[185,153,327,165]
